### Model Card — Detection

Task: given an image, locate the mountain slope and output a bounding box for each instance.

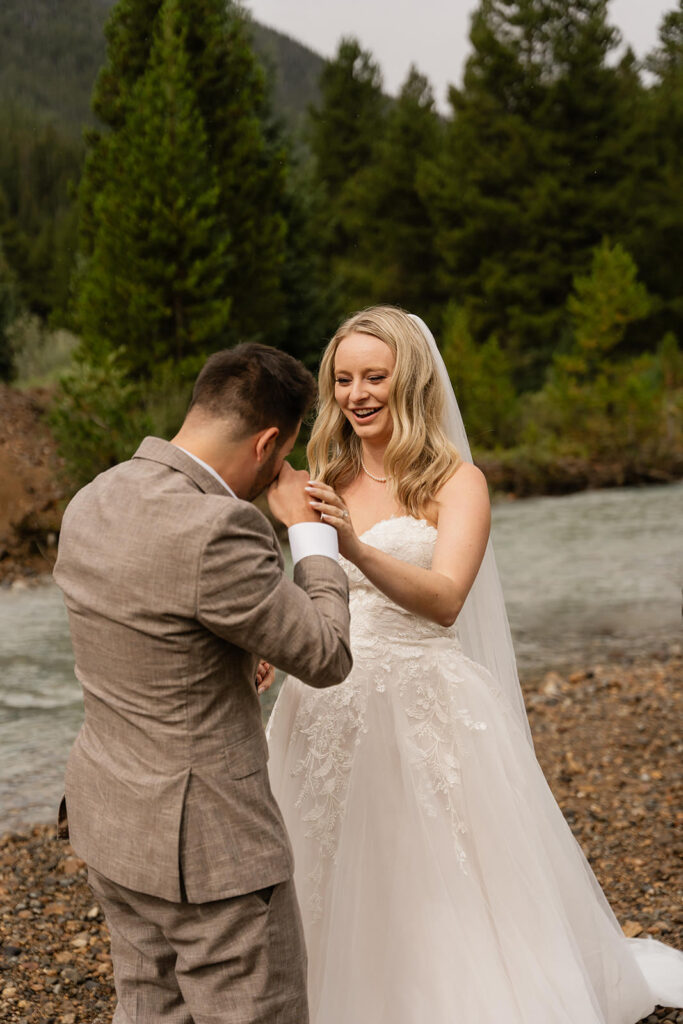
[0,0,323,135]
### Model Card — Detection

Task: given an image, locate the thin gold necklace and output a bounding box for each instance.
[361,457,387,483]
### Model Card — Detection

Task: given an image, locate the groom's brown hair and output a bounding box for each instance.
[189,343,317,441]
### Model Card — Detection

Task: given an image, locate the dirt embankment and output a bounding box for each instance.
[0,385,65,585]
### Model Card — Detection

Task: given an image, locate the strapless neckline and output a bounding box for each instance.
[358,515,437,541]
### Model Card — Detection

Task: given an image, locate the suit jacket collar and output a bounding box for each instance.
[132,437,234,498]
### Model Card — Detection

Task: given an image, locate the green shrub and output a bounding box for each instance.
[50,348,152,491]
[142,359,194,441]
[441,303,519,451]
[0,242,17,381]
[10,313,78,387]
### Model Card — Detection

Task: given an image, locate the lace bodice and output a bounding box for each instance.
[340,516,461,651]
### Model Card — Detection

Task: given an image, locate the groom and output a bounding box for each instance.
[53,343,352,1023]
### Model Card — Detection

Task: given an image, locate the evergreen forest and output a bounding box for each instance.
[1,0,681,494]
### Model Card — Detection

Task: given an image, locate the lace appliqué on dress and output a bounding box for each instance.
[289,516,488,917]
[399,667,487,873]
[290,679,369,921]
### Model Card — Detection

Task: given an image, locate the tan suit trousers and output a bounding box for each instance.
[88,868,308,1024]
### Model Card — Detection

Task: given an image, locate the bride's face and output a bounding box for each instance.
[333,333,395,444]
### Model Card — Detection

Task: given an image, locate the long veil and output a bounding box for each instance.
[409,314,534,746]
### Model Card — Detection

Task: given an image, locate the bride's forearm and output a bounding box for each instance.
[350,540,463,628]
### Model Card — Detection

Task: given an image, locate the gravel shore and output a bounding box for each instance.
[1,648,682,1023]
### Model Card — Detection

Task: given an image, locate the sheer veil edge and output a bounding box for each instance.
[409,313,533,747]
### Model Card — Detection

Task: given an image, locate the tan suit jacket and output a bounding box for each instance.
[54,437,351,903]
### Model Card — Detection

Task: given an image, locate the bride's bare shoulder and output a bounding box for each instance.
[438,461,489,501]
[430,462,490,529]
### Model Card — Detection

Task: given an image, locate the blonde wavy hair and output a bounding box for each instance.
[307,306,462,518]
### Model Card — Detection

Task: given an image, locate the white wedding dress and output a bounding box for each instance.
[267,515,683,1024]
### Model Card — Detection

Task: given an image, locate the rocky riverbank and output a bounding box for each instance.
[1,648,681,1023]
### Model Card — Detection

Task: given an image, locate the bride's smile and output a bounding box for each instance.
[333,331,395,445]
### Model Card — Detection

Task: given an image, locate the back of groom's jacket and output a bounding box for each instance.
[54,437,352,903]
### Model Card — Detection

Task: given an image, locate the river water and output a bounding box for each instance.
[1,482,681,831]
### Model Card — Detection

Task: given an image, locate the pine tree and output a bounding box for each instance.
[441,303,519,449]
[78,0,162,255]
[276,157,331,367]
[424,0,553,385]
[307,37,387,325]
[338,66,443,321]
[77,0,288,348]
[187,2,288,344]
[566,240,651,376]
[541,1,629,270]
[309,37,386,197]
[647,0,683,95]
[618,2,683,346]
[0,104,82,321]
[425,0,632,389]
[524,242,660,464]
[76,0,232,379]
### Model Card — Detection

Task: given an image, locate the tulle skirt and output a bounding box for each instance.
[267,636,683,1024]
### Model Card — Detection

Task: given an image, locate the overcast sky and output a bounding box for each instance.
[245,0,672,109]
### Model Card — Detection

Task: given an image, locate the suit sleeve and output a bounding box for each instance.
[196,501,352,687]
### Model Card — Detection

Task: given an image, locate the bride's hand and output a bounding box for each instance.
[255,660,275,695]
[305,481,360,561]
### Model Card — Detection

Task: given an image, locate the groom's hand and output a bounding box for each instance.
[267,462,320,527]
[255,660,276,695]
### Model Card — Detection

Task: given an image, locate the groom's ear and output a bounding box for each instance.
[254,426,280,463]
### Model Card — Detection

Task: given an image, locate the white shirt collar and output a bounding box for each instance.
[175,446,237,498]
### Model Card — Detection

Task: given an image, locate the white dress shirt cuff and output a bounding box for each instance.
[288,522,339,566]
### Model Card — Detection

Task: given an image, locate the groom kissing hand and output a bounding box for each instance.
[53,343,352,1024]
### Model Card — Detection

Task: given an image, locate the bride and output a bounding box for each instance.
[266,305,683,1024]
